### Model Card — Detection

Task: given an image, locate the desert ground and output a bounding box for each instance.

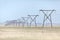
[0,26,60,40]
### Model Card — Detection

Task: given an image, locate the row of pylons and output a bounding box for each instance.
[5,9,56,27]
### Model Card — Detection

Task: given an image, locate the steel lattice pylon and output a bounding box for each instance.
[28,15,39,27]
[21,17,29,27]
[40,9,56,27]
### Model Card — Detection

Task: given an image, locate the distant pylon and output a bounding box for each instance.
[17,19,24,27]
[28,15,39,27]
[21,17,29,27]
[40,9,56,28]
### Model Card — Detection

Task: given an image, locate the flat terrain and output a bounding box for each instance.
[0,26,60,40]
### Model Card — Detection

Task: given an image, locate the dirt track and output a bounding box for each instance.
[0,27,60,40]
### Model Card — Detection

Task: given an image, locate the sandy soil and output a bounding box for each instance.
[0,27,60,40]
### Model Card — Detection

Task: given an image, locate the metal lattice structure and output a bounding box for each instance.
[21,17,29,27]
[40,9,56,27]
[28,15,39,27]
[17,19,24,27]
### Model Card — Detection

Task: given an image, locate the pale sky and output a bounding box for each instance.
[0,0,60,24]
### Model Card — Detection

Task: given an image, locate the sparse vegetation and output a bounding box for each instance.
[0,26,60,40]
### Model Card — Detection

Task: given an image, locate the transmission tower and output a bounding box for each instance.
[40,9,56,28]
[21,17,29,27]
[28,15,39,27]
